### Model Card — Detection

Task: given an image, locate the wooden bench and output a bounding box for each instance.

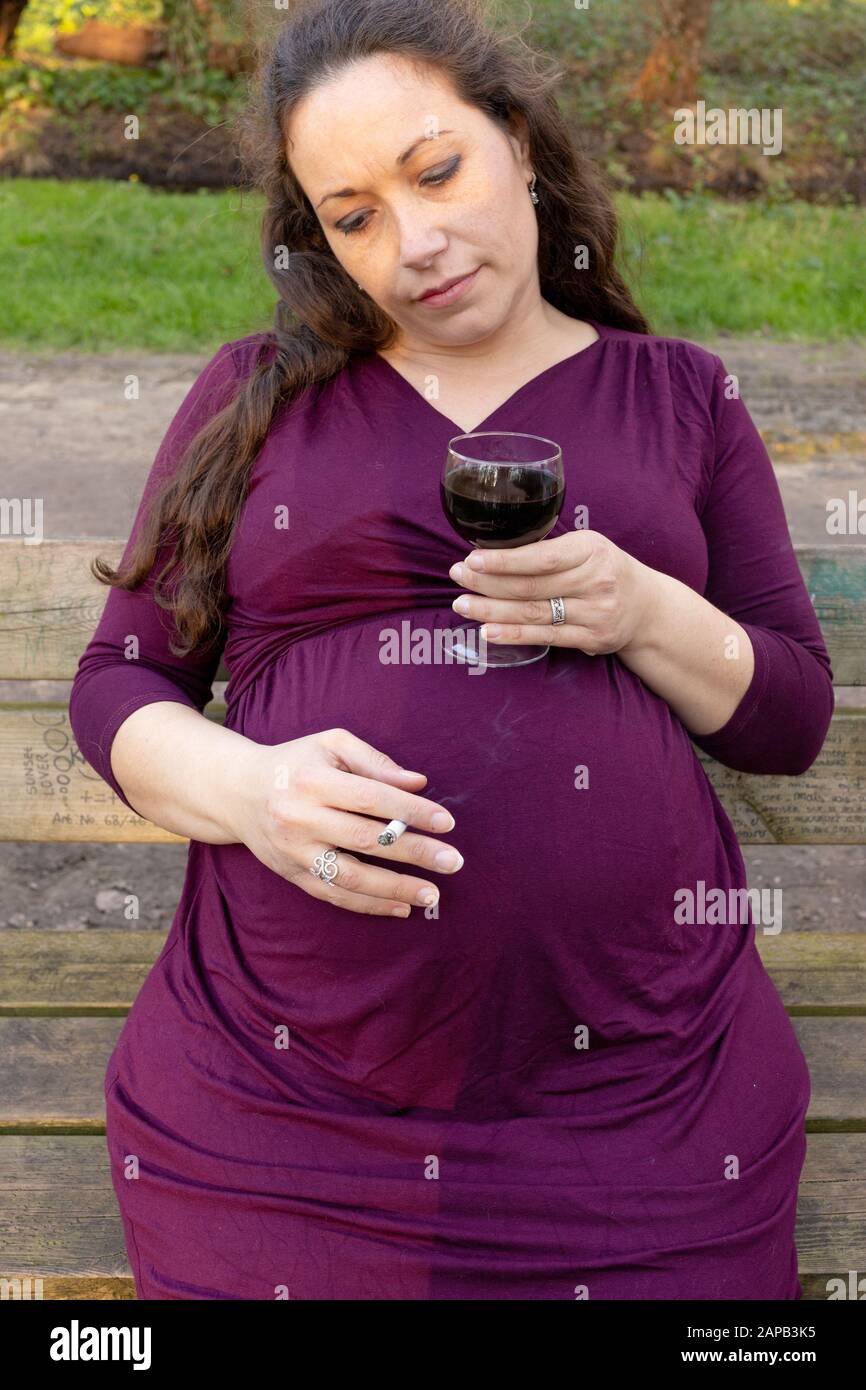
[1,537,864,1300]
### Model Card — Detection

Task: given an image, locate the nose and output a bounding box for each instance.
[391,203,449,278]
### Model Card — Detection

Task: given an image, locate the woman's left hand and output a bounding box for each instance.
[449,530,659,654]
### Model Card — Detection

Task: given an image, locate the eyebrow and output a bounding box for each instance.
[314,129,455,210]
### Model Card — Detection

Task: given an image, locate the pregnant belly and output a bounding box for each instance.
[210,613,741,1033]
[111,615,795,1142]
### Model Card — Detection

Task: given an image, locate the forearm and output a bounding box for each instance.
[109,701,259,842]
[617,564,755,737]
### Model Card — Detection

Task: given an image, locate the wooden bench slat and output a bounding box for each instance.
[1,704,864,844]
[0,1015,862,1130]
[2,539,863,685]
[0,1275,135,1300]
[0,931,166,1013]
[0,1133,861,1299]
[0,1136,130,1291]
[2,930,865,1013]
[0,1018,124,1129]
[791,1017,866,1128]
[697,711,866,847]
[797,547,866,687]
[755,933,866,1014]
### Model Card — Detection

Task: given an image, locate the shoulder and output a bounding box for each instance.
[215,332,359,426]
[596,321,729,421]
[219,331,280,377]
[183,333,282,413]
[218,331,355,390]
[599,321,722,380]
[219,332,365,418]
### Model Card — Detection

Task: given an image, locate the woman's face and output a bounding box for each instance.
[285,53,538,349]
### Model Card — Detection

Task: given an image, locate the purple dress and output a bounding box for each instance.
[69,320,834,1300]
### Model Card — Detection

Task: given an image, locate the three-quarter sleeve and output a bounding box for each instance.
[686,350,834,776]
[68,340,241,811]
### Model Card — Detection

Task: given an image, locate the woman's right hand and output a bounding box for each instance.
[227,727,464,917]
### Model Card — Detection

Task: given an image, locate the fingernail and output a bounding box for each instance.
[482,624,502,638]
[435,849,463,871]
[417,889,439,906]
[391,905,410,917]
[449,563,464,582]
[431,812,455,831]
[467,552,485,569]
[452,596,471,614]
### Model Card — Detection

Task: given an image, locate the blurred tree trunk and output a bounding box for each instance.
[631,0,715,108]
[0,0,28,56]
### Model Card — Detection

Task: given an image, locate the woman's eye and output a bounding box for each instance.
[337,156,461,237]
[420,155,461,188]
[339,215,369,237]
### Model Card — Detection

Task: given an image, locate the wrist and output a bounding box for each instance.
[215,731,267,843]
[619,561,672,659]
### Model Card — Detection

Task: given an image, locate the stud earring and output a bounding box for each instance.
[528,172,539,206]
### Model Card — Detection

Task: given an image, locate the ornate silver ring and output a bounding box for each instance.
[311,848,339,885]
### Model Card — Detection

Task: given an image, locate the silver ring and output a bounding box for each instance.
[549,596,566,624]
[311,848,339,885]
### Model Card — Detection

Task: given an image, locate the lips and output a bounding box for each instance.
[418,269,478,301]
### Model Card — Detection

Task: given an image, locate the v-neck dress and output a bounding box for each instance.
[69,318,834,1300]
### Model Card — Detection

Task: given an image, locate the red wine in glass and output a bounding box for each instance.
[441,432,565,668]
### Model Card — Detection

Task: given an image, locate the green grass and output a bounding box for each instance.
[617,191,865,339]
[1,179,863,352]
[0,179,269,351]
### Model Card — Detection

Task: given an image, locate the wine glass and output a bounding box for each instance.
[440,431,565,668]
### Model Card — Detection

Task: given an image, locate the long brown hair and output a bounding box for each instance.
[93,0,651,658]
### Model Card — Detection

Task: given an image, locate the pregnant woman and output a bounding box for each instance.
[70,0,833,1300]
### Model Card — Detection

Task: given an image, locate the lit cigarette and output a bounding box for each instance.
[378,819,408,846]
